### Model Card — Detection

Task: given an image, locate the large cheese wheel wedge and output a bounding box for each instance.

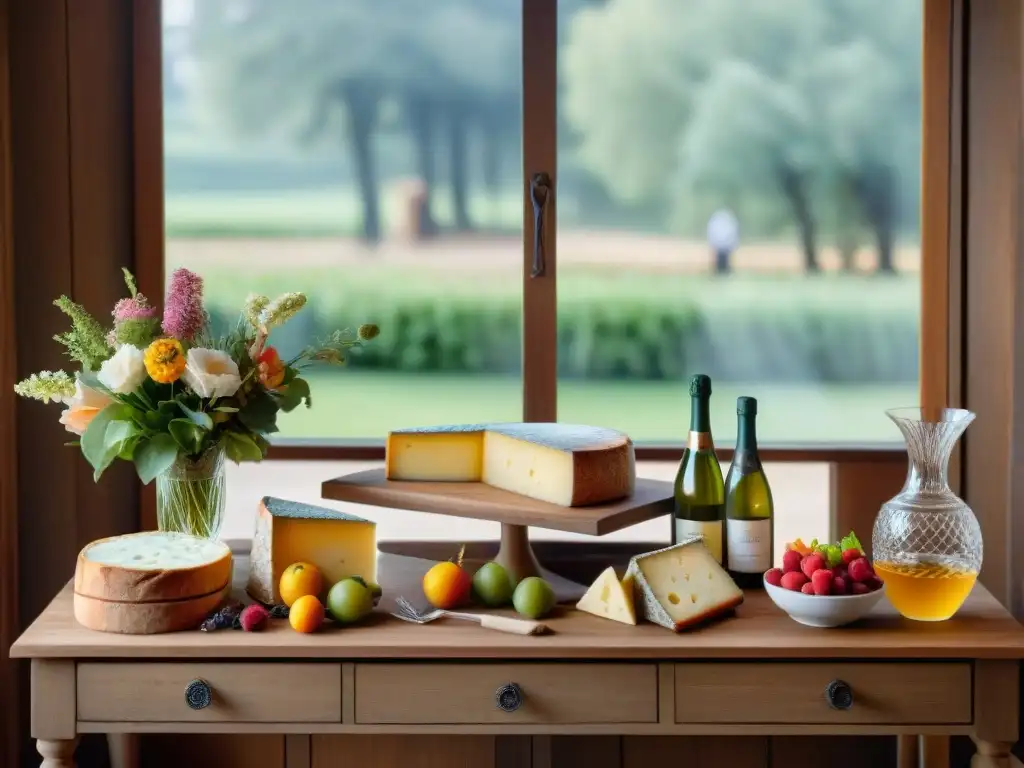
[73,585,230,634]
[385,423,636,507]
[74,531,232,603]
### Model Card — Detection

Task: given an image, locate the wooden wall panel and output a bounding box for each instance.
[145,734,285,768]
[829,459,908,558]
[772,736,896,768]
[550,736,621,768]
[623,736,767,768]
[312,735,496,768]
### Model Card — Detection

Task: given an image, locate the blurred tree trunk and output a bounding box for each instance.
[339,82,381,244]
[480,114,501,202]
[449,101,472,231]
[778,165,819,273]
[855,164,897,274]
[406,92,438,237]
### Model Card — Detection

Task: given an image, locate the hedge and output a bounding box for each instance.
[208,292,918,384]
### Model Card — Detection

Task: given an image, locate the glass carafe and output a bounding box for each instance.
[871,408,982,621]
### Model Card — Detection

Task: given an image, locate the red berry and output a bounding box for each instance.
[801,582,815,594]
[801,553,826,579]
[850,581,870,595]
[832,576,848,595]
[832,564,848,580]
[764,568,784,587]
[780,571,809,592]
[782,549,803,574]
[848,557,874,583]
[865,575,884,592]
[239,603,269,632]
[811,569,833,595]
[842,548,863,565]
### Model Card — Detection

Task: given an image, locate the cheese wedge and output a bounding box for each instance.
[74,585,230,634]
[74,531,232,603]
[576,566,637,625]
[627,536,743,632]
[386,423,635,507]
[247,497,377,605]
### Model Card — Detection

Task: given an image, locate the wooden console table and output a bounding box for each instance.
[11,552,1024,768]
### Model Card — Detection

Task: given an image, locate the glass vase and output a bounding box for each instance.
[871,408,982,621]
[156,446,226,540]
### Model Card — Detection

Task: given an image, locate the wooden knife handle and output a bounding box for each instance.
[477,614,548,635]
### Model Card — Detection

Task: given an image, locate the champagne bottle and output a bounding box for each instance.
[725,396,774,587]
[673,374,725,564]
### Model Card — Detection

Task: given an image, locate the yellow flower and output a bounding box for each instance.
[144,338,186,384]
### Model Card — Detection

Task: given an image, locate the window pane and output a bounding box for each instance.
[556,0,921,444]
[163,1,523,438]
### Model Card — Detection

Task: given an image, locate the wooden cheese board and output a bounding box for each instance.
[322,468,674,602]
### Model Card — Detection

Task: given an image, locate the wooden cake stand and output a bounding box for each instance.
[322,468,674,602]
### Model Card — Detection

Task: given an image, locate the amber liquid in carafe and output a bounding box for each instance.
[873,560,977,621]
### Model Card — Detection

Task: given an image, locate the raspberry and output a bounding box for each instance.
[865,575,884,592]
[780,571,809,592]
[782,549,803,574]
[801,553,826,580]
[832,564,849,580]
[850,581,870,595]
[847,557,874,583]
[811,569,833,595]
[842,548,863,565]
[801,582,815,594]
[832,576,848,595]
[764,568,784,587]
[239,604,269,632]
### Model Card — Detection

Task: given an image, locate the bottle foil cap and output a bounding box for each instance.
[689,374,712,398]
[737,396,758,416]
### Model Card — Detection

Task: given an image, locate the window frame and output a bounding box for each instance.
[134,0,957,469]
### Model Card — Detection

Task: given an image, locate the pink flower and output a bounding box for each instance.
[112,295,157,323]
[162,268,206,342]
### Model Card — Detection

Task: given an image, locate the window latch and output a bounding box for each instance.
[529,172,551,278]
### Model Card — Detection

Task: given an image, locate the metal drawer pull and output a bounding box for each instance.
[185,678,212,710]
[529,172,551,277]
[825,679,853,710]
[495,682,523,713]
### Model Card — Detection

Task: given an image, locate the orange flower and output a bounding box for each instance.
[144,338,186,384]
[59,381,112,435]
[258,346,286,390]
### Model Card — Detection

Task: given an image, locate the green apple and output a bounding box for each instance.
[472,561,514,607]
[326,578,374,624]
[512,576,556,619]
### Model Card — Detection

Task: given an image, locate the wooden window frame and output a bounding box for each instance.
[132,1,957,469]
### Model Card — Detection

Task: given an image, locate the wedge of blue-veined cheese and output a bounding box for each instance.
[627,536,743,631]
[385,423,636,507]
[576,566,637,625]
[247,497,377,605]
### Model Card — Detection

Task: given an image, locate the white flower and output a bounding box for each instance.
[97,345,146,394]
[59,380,113,435]
[182,348,242,399]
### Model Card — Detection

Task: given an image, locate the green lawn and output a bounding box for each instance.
[276,371,914,444]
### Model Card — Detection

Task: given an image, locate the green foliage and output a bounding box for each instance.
[134,434,180,484]
[52,297,111,371]
[113,317,161,349]
[13,370,76,403]
[81,404,133,479]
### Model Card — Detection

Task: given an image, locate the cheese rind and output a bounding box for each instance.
[627,536,743,632]
[385,422,636,507]
[73,585,229,634]
[247,497,377,605]
[576,566,637,625]
[74,531,233,603]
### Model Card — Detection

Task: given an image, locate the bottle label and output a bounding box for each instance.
[726,518,772,573]
[687,430,714,451]
[676,518,723,564]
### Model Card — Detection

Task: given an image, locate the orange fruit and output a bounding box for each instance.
[279,562,324,607]
[422,561,472,609]
[289,594,325,634]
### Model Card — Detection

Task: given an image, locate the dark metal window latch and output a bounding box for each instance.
[530,172,551,278]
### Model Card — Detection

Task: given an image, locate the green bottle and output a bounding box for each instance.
[673,374,725,564]
[725,396,774,587]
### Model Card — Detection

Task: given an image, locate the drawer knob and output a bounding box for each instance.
[825,679,853,710]
[185,678,212,710]
[495,682,523,713]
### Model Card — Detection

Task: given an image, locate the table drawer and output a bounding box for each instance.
[77,663,342,723]
[675,662,972,725]
[355,663,657,724]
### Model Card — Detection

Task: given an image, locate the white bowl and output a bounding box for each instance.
[764,576,886,628]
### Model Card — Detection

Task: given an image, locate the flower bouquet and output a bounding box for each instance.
[15,267,378,539]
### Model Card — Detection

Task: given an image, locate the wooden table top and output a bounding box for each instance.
[12,578,1024,661]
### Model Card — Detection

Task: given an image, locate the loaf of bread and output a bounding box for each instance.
[74,531,232,603]
[73,585,230,634]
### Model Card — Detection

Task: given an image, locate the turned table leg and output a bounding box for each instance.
[107,734,140,768]
[970,739,1013,768]
[37,738,79,768]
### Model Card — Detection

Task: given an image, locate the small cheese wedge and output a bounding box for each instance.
[627,536,743,632]
[74,531,232,603]
[386,422,635,507]
[576,566,637,625]
[247,497,377,605]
